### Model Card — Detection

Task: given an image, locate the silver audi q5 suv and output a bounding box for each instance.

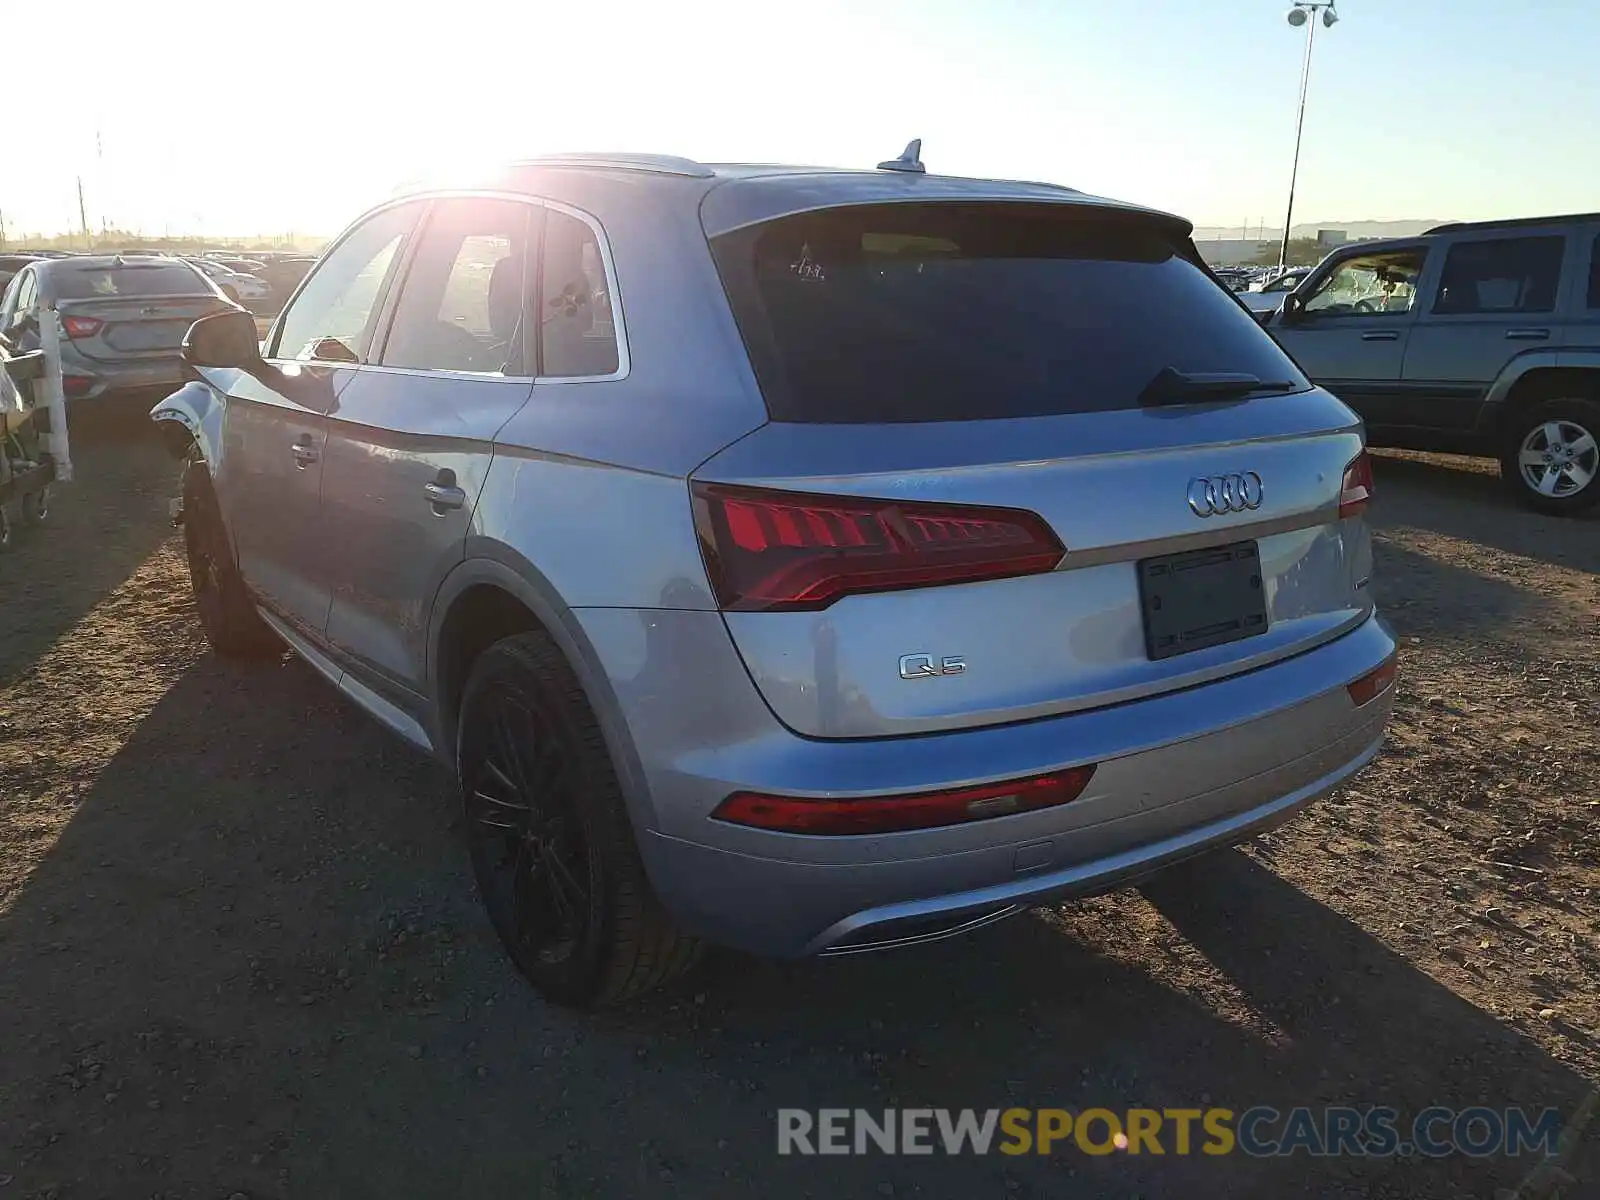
[154,149,1397,1007]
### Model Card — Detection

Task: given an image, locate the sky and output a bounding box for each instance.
[7,0,1599,241]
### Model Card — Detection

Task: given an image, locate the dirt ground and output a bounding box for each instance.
[1,426,1595,1199]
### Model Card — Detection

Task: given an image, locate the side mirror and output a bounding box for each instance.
[1279,293,1305,325]
[183,309,263,370]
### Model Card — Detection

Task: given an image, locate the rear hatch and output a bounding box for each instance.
[693,198,1374,739]
[53,261,227,359]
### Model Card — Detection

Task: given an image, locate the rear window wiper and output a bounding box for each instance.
[1138,368,1299,408]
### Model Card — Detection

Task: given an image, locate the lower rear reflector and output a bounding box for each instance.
[1347,654,1398,707]
[712,766,1097,836]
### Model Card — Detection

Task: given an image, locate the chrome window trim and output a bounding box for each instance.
[301,188,631,384]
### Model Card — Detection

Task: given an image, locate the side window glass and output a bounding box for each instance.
[0,276,18,331]
[381,199,534,374]
[540,209,620,378]
[1433,236,1564,316]
[15,272,37,317]
[1303,251,1425,317]
[4,272,36,333]
[272,203,419,362]
[1587,233,1600,309]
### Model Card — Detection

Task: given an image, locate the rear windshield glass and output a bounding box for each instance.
[52,263,208,299]
[710,202,1308,423]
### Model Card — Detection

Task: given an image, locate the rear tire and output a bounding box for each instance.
[1499,397,1600,516]
[181,464,279,658]
[457,631,701,1008]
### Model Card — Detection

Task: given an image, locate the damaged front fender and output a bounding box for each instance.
[150,378,225,466]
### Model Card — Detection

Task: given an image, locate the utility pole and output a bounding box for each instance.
[77,177,91,250]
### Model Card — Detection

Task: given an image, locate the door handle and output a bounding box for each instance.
[1360,330,1400,341]
[1505,328,1550,341]
[424,480,466,513]
[289,437,318,468]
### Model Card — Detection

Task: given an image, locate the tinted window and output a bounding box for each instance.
[1302,249,1425,317]
[273,204,417,362]
[1433,235,1564,315]
[710,203,1307,423]
[50,263,208,299]
[381,199,534,373]
[1588,233,1600,309]
[12,271,37,316]
[539,209,619,378]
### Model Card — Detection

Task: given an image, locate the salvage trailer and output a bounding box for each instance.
[0,307,72,549]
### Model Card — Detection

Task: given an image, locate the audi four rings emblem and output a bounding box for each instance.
[1187,471,1264,517]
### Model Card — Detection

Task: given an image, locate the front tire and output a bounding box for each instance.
[181,464,280,658]
[457,632,701,1008]
[1500,398,1600,515]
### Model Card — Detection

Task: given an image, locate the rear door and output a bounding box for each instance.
[221,201,421,636]
[697,200,1373,739]
[1400,231,1571,432]
[1271,243,1429,429]
[318,196,540,698]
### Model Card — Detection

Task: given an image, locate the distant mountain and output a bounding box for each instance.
[1193,219,1452,242]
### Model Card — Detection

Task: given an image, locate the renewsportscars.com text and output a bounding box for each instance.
[777,1106,1562,1158]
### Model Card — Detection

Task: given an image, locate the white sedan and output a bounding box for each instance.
[184,258,270,303]
[1238,267,1312,314]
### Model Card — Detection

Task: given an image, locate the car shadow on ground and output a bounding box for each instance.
[1369,537,1575,648]
[1370,451,1600,572]
[0,426,176,682]
[1,650,1594,1199]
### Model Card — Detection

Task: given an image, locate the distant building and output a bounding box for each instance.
[1316,228,1349,248]
[1194,239,1274,267]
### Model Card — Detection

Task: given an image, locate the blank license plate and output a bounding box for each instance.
[107,320,187,351]
[1138,541,1269,661]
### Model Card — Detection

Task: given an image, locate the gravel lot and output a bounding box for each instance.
[1,426,1596,1199]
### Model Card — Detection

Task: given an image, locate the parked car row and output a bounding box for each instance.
[0,247,318,315]
[0,255,240,400]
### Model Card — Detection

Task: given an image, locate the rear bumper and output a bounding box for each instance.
[60,352,185,400]
[809,722,1380,954]
[608,612,1396,958]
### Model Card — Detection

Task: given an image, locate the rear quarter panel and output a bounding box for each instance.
[471,183,767,610]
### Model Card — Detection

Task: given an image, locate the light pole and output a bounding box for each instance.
[1279,1,1339,268]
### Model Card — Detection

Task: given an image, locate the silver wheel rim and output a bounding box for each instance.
[1518,416,1598,499]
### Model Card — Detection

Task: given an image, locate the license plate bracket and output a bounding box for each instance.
[1138,540,1269,661]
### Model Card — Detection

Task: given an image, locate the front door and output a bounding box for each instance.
[221,201,421,635]
[1272,244,1429,430]
[319,197,541,697]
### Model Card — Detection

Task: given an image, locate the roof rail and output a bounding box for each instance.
[1424,211,1600,236]
[515,153,715,179]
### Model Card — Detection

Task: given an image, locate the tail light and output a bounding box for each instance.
[1347,654,1398,706]
[712,766,1097,836]
[62,315,104,339]
[1339,450,1374,518]
[62,375,94,398]
[692,482,1064,612]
